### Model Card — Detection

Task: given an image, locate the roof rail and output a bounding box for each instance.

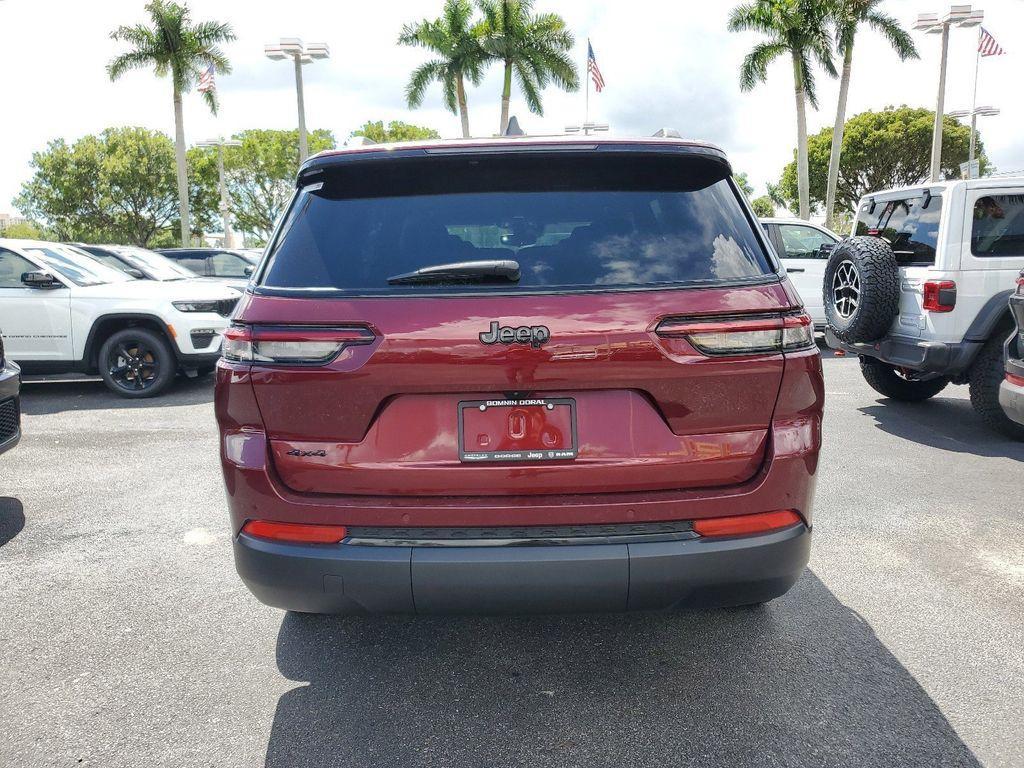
[652,128,681,138]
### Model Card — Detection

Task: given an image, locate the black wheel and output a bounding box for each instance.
[968,334,1024,440]
[860,356,949,401]
[824,236,900,343]
[98,328,175,398]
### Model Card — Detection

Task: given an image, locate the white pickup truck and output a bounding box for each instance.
[0,239,240,398]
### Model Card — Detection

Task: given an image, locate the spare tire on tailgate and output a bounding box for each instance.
[823,235,900,343]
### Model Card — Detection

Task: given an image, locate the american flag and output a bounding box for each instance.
[197,64,216,93]
[587,41,605,93]
[978,27,1005,57]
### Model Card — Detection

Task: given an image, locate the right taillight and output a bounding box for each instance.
[1015,271,1024,296]
[223,324,374,365]
[655,312,813,355]
[922,280,956,312]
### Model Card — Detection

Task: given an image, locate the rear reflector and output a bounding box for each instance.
[693,510,802,538]
[1006,372,1024,387]
[656,313,813,355]
[223,324,374,364]
[242,520,348,544]
[922,280,956,312]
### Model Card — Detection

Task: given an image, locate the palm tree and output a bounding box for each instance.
[729,0,836,220]
[108,1,234,246]
[400,0,486,139]
[823,1,917,229]
[477,0,579,135]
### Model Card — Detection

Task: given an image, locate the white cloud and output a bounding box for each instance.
[2,0,1022,216]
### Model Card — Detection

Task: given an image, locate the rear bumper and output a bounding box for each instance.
[0,360,22,455]
[233,522,810,614]
[1000,347,1024,426]
[825,329,978,375]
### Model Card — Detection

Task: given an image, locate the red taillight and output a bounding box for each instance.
[922,280,956,312]
[656,312,813,355]
[1016,272,1024,296]
[223,324,374,364]
[1006,372,1024,387]
[242,520,348,544]
[693,510,802,538]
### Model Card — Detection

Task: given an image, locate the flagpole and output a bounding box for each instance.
[968,28,981,177]
[585,38,590,129]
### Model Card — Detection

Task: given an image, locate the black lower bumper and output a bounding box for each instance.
[234,524,811,615]
[825,329,979,375]
[175,350,222,370]
[0,361,22,455]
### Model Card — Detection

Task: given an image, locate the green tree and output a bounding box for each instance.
[751,196,775,217]
[14,127,187,246]
[823,0,917,229]
[352,120,441,143]
[0,221,45,240]
[217,128,336,242]
[477,0,579,135]
[777,106,986,216]
[108,0,234,246]
[733,172,755,196]
[400,0,486,138]
[728,0,836,220]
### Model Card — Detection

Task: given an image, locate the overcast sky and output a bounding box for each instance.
[1,0,1021,216]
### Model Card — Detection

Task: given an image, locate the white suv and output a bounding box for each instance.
[824,177,1024,438]
[0,239,240,398]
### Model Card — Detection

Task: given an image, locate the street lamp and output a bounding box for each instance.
[914,5,984,182]
[197,137,242,247]
[264,38,330,163]
[948,106,999,177]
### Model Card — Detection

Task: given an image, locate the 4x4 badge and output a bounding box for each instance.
[479,321,550,348]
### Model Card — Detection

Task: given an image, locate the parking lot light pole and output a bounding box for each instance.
[948,106,999,177]
[264,39,330,164]
[197,138,242,247]
[914,6,983,182]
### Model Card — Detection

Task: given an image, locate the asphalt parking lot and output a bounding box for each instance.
[1,348,1022,768]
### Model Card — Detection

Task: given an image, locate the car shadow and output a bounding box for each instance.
[18,374,214,416]
[859,399,1024,460]
[0,497,25,548]
[263,571,980,768]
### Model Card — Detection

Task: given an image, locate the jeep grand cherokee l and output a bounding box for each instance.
[215,136,824,615]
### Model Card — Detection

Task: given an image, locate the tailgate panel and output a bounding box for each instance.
[242,285,794,496]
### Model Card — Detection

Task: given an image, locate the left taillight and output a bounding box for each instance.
[655,312,813,355]
[222,324,374,365]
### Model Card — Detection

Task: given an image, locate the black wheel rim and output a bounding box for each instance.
[107,340,161,392]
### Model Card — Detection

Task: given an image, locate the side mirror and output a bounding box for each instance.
[125,267,146,279]
[21,270,61,288]
[818,243,836,258]
[243,265,255,277]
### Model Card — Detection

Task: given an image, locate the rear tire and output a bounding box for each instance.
[968,334,1024,440]
[824,236,900,343]
[860,356,949,401]
[98,327,176,399]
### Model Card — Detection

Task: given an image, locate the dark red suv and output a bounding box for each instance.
[215,136,823,614]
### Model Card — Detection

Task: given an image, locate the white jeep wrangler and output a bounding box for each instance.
[824,177,1024,439]
[0,239,240,398]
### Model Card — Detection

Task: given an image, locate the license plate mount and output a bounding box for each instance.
[458,397,578,463]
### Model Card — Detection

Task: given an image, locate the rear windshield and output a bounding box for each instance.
[259,153,772,295]
[972,194,1024,257]
[854,193,942,265]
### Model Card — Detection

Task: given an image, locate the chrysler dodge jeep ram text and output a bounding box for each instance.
[215,135,824,614]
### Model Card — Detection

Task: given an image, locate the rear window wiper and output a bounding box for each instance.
[387,259,521,285]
